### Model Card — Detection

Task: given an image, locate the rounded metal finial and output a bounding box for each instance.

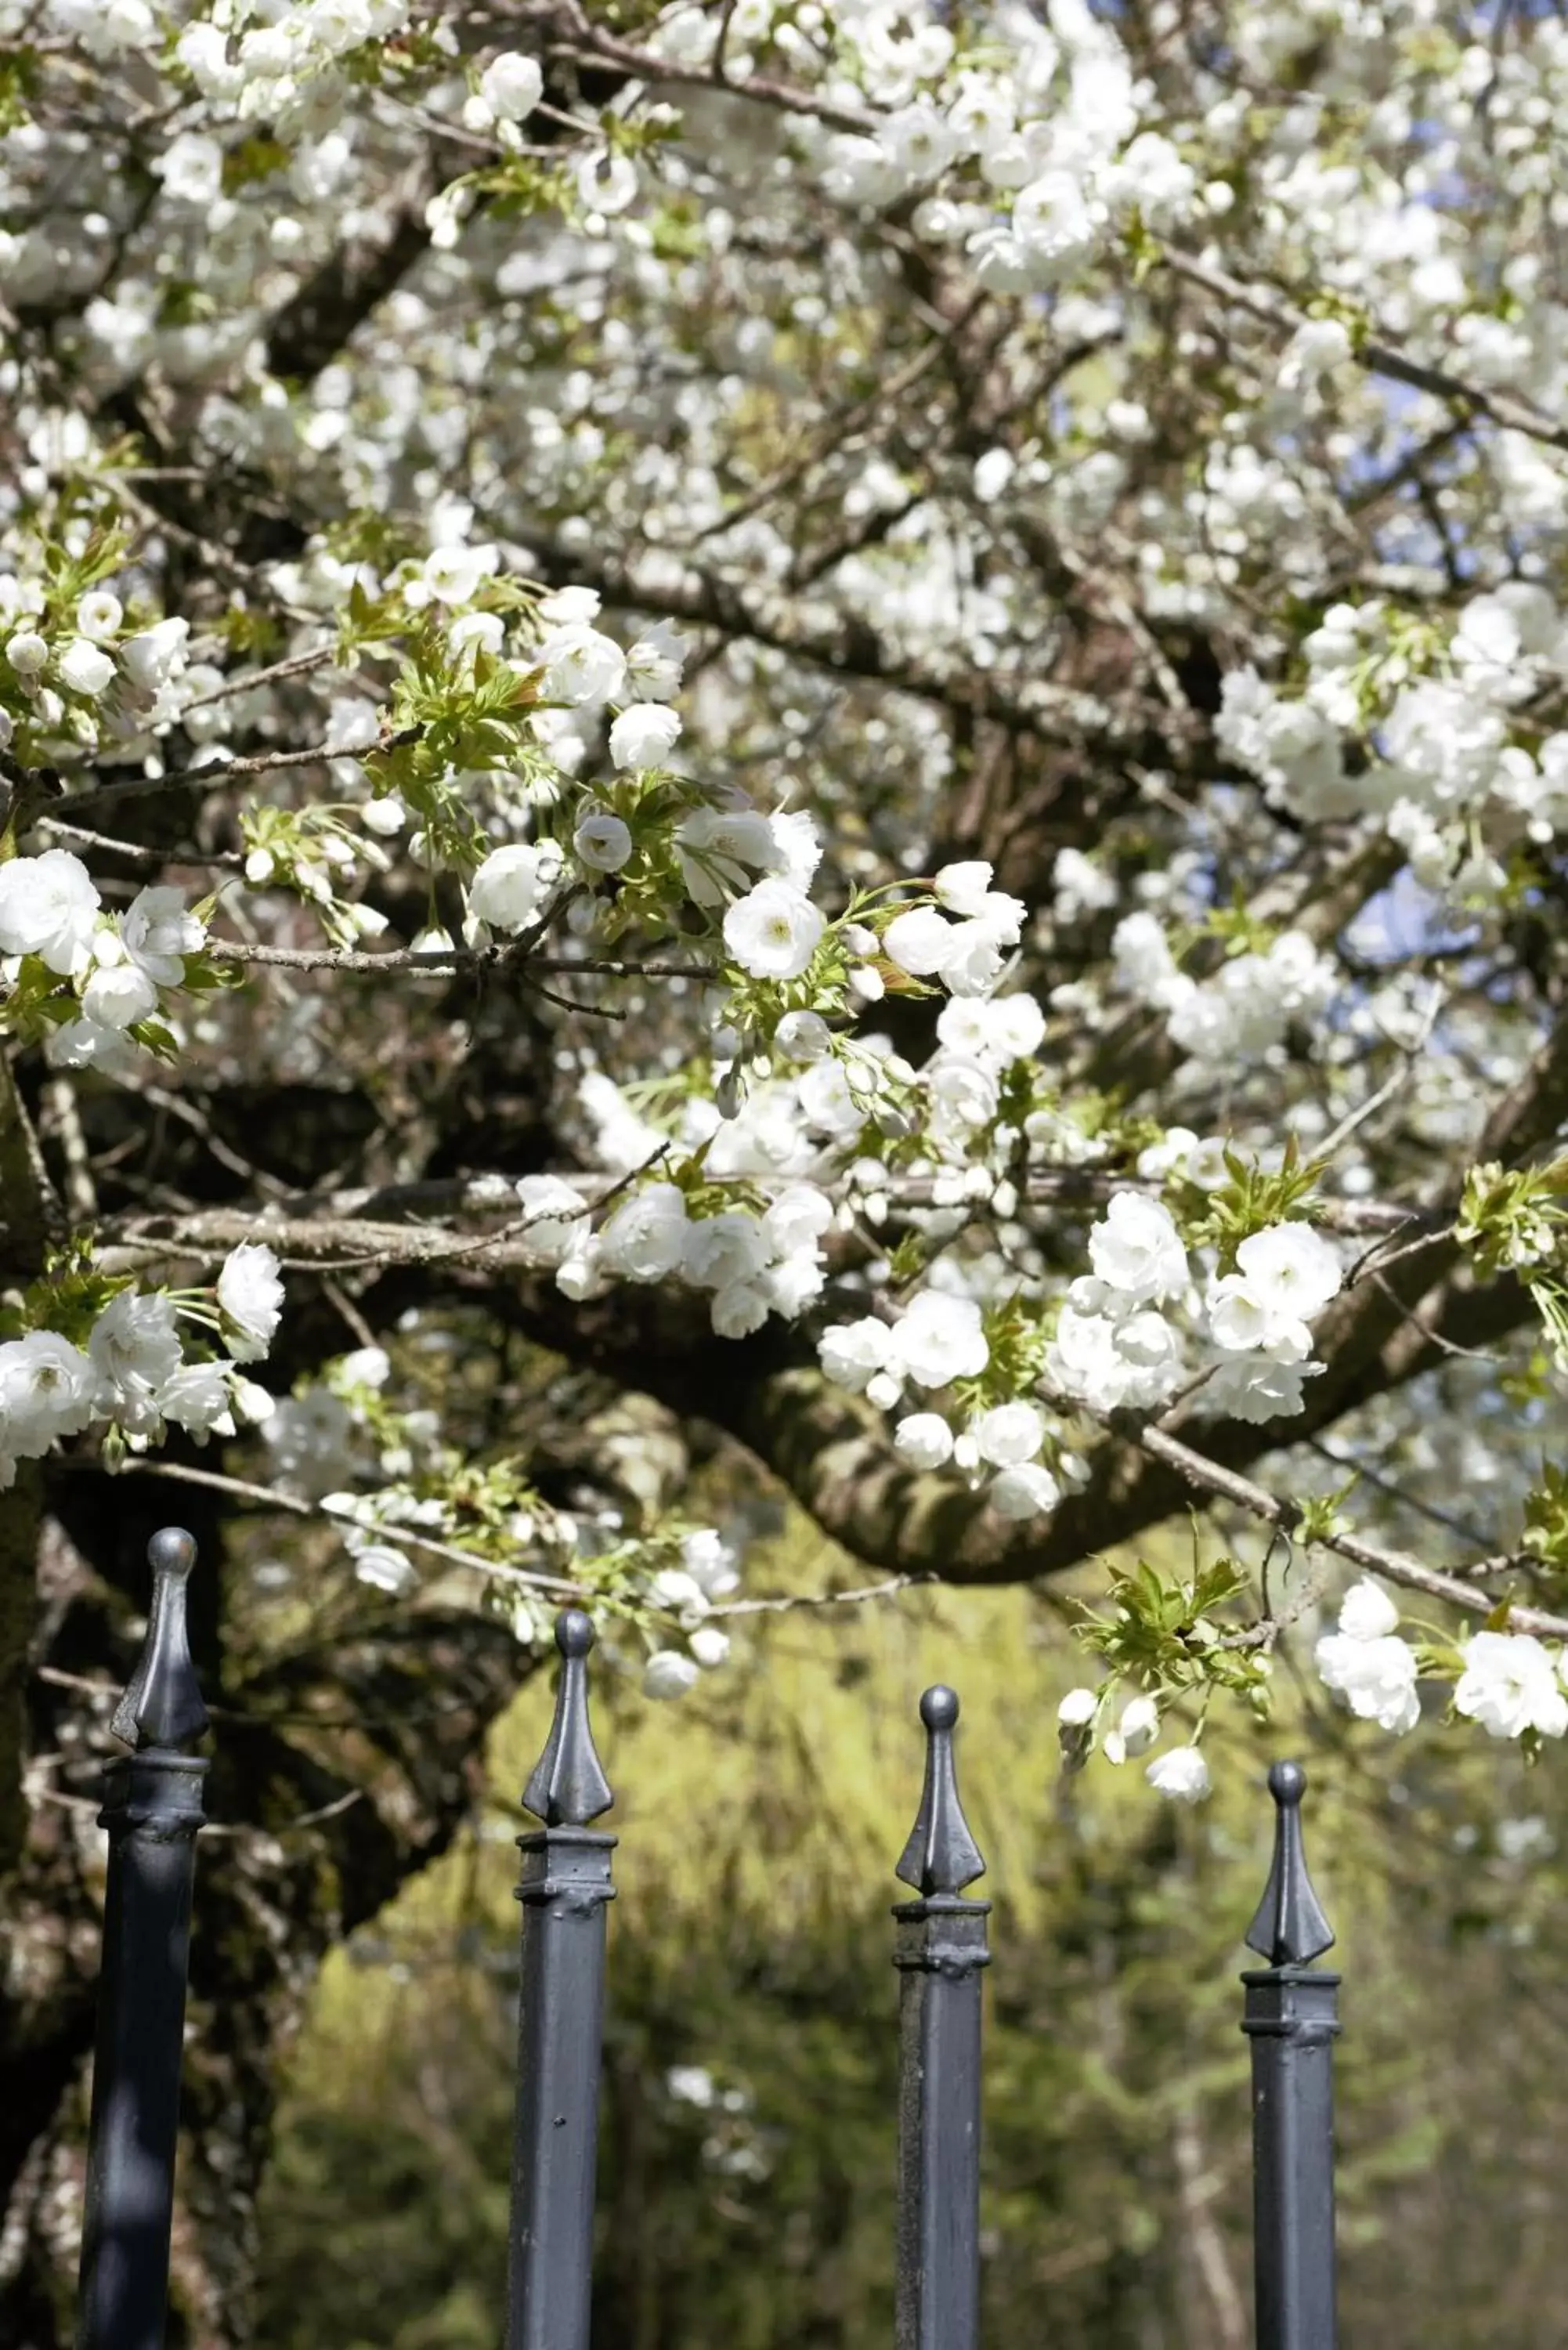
[1246,1755,1335,1967]
[920,1684,959,1732]
[112,1528,208,1752]
[896,1679,985,1897]
[524,1608,613,1825]
[556,1608,596,1660]
[147,1527,197,1581]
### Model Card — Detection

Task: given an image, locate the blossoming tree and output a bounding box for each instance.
[4,0,1568,2311]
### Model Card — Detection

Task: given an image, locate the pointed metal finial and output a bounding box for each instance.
[895,1684,986,1896]
[522,1610,613,1826]
[1245,1759,1335,1965]
[110,1528,210,1753]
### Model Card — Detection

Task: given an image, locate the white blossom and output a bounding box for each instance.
[643,1650,700,1700]
[1337,1578,1400,1642]
[972,1401,1045,1466]
[156,132,225,207]
[0,851,100,977]
[1105,1696,1160,1764]
[1145,1746,1211,1802]
[218,1242,285,1362]
[89,1290,182,1423]
[682,1528,741,1600]
[415,543,497,606]
[988,1461,1060,1519]
[819,1316,894,1394]
[609,703,681,771]
[623,623,691,701]
[1454,1633,1568,1741]
[78,595,124,645]
[1088,1194,1188,1304]
[675,807,781,906]
[1198,1351,1321,1423]
[81,961,157,1030]
[573,812,634,871]
[1235,1224,1343,1321]
[894,1412,955,1470]
[684,1210,770,1291]
[761,1185,833,1256]
[887,1292,988,1388]
[537,623,627,707]
[934,861,996,917]
[598,1184,691,1282]
[723,880,824,980]
[58,638,115,696]
[470,841,565,931]
[0,1332,97,1456]
[710,1278,771,1338]
[513,1177,591,1267]
[159,1361,238,1438]
[352,1541,418,1595]
[1278,316,1353,391]
[1315,1632,1420,1734]
[5,631,47,678]
[883,905,953,976]
[121,886,204,985]
[479,51,543,121]
[121,618,189,692]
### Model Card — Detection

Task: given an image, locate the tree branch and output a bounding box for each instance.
[204,939,717,981]
[1162,245,1568,455]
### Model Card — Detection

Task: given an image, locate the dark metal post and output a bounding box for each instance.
[1242,1760,1340,2350]
[894,1685,991,2350]
[505,1610,616,2350]
[76,1528,210,2350]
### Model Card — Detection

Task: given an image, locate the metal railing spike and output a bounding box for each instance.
[505,1611,617,2350]
[893,1682,991,2350]
[77,1528,210,2350]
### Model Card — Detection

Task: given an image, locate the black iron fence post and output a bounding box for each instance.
[505,1609,616,2350]
[1242,1760,1340,2350]
[76,1528,210,2350]
[893,1684,991,2350]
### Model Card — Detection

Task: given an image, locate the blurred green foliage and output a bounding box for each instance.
[254,1552,1568,2350]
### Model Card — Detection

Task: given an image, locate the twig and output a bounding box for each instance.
[175,645,341,714]
[551,4,877,136]
[38,817,245,871]
[63,739,363,819]
[204,938,717,981]
[690,306,981,546]
[709,1571,928,1618]
[1133,1420,1568,1638]
[1162,244,1568,455]
[100,1456,581,1593]
[1302,1435,1497,1553]
[1314,983,1443,1159]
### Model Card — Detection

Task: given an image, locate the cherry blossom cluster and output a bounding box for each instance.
[261,1344,752,1692]
[1057,1683,1211,1805]
[0,1243,284,1491]
[1219,584,1568,902]
[2,571,196,772]
[0,851,209,1073]
[1112,913,1338,1070]
[1317,1578,1568,1748]
[253,1336,747,1696]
